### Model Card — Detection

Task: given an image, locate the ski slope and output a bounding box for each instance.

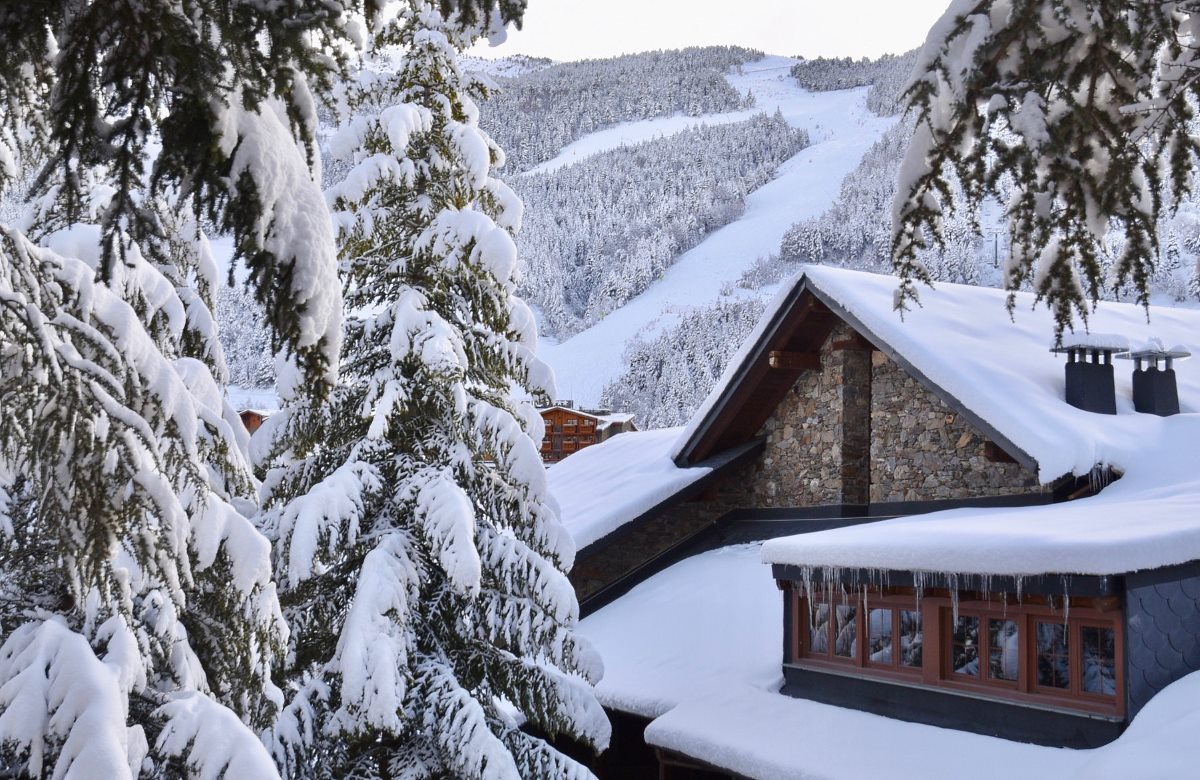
[536,56,898,405]
[523,106,762,176]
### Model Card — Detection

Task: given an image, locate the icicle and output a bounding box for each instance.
[1061,576,1071,624]
[948,573,960,623]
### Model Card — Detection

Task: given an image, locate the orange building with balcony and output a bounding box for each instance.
[539,402,637,464]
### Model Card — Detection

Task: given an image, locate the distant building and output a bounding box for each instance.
[238,409,269,435]
[539,402,637,464]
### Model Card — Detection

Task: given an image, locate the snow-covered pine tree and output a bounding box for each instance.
[0,222,284,777]
[260,3,609,778]
[0,1,384,775]
[2,0,353,391]
[892,1,1200,340]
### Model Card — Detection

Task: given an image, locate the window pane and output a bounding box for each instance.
[988,619,1019,682]
[1035,623,1069,689]
[834,605,857,659]
[807,603,830,654]
[1081,626,1117,696]
[952,615,980,676]
[868,608,893,664]
[900,610,923,668]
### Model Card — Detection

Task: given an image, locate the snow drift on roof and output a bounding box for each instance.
[577,544,781,719]
[676,265,1200,482]
[548,427,710,549]
[762,414,1200,577]
[580,540,1200,780]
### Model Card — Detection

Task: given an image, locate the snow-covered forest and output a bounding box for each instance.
[789,50,917,116]
[481,47,761,173]
[595,49,1200,434]
[515,113,808,337]
[598,298,766,428]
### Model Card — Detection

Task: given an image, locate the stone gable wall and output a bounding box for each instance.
[869,352,1043,502]
[713,324,851,509]
[572,326,1050,603]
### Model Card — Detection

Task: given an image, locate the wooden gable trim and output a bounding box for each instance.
[674,287,835,466]
[674,275,1040,475]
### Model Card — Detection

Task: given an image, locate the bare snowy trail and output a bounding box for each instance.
[537,56,898,405]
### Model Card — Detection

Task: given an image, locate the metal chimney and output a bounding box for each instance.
[1052,336,1129,415]
[1119,344,1191,416]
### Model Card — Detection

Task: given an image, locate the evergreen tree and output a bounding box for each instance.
[892,1,1200,340]
[260,3,608,778]
[1,0,355,389]
[0,1,380,775]
[0,224,283,777]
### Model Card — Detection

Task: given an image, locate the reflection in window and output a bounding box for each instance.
[952,616,980,676]
[868,608,893,664]
[835,605,857,658]
[1036,623,1069,689]
[808,603,830,654]
[900,610,922,667]
[989,619,1019,682]
[1081,626,1117,696]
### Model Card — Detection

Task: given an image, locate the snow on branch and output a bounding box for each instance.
[330,532,418,735]
[0,619,139,779]
[216,96,344,398]
[154,691,281,779]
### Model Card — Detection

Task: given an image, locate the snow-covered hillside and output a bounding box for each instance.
[538,55,897,405]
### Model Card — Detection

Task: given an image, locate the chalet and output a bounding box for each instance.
[552,266,1200,778]
[539,402,638,463]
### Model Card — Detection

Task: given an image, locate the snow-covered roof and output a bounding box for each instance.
[675,265,1200,482]
[548,428,713,550]
[538,404,603,420]
[762,415,1200,577]
[597,412,635,425]
[579,541,1200,780]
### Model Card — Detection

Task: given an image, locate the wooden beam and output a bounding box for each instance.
[767,350,820,371]
[831,330,874,351]
[983,441,1018,464]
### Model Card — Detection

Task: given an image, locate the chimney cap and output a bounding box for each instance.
[1116,338,1191,362]
[1050,333,1130,355]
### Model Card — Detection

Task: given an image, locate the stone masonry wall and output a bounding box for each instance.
[569,500,723,602]
[572,326,1050,602]
[713,324,852,509]
[869,352,1043,502]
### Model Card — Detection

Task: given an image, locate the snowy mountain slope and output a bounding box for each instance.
[459,53,554,78]
[523,106,762,176]
[538,56,898,405]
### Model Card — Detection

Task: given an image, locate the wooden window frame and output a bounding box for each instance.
[791,589,1123,717]
[792,591,923,684]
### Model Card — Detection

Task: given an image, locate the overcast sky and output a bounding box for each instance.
[469,0,952,62]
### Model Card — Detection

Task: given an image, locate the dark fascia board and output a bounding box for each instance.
[772,563,1122,598]
[673,278,811,467]
[574,436,766,562]
[674,272,1040,474]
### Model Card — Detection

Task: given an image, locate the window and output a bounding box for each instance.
[798,593,922,678]
[793,589,1122,715]
[564,419,577,428]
